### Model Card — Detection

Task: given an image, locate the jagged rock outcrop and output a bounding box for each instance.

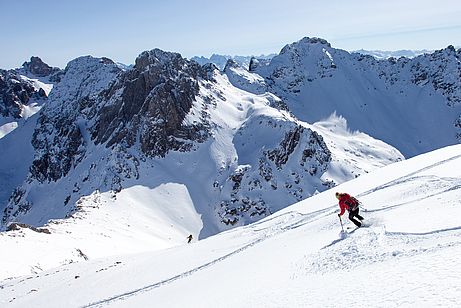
[6,222,50,234]
[192,54,276,71]
[2,51,215,225]
[248,57,271,72]
[21,56,63,82]
[0,69,47,118]
[1,56,121,225]
[93,49,211,157]
[23,56,57,77]
[356,45,461,143]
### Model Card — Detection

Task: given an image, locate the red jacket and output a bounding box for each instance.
[338,193,358,216]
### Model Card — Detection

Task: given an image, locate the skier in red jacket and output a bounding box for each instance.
[336,192,364,227]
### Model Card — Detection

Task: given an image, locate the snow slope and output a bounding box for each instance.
[0,115,38,206]
[1,144,460,307]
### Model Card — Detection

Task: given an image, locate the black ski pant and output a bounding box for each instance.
[349,208,363,227]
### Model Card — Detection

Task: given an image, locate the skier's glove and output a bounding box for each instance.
[337,213,341,217]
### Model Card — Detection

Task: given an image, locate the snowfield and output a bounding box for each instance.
[1,144,460,307]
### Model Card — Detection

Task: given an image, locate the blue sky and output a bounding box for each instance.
[1,0,460,69]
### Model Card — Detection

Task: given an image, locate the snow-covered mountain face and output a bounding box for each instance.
[0,57,60,138]
[0,45,403,246]
[1,56,122,226]
[250,37,461,157]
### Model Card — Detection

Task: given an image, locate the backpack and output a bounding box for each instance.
[345,196,360,211]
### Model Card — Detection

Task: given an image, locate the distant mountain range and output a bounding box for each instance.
[190,48,455,70]
[191,54,276,70]
[353,48,434,59]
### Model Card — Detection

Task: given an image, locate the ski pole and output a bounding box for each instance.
[338,214,344,232]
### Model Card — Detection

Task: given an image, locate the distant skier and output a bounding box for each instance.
[336,192,364,227]
[187,234,193,243]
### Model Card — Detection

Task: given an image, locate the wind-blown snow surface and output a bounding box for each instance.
[1,144,460,307]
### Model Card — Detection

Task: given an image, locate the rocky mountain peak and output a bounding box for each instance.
[223,59,239,71]
[298,37,331,47]
[93,49,210,157]
[22,56,60,78]
[280,37,331,55]
[134,49,183,70]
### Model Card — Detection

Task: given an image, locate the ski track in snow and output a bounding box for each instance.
[357,153,461,198]
[82,208,337,307]
[363,179,461,214]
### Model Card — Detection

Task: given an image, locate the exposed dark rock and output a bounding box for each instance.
[2,187,32,225]
[30,116,85,182]
[218,122,331,227]
[267,126,303,169]
[93,49,211,157]
[223,59,238,71]
[0,69,41,118]
[455,115,461,142]
[22,56,59,77]
[362,46,461,107]
[267,126,331,174]
[6,222,51,234]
